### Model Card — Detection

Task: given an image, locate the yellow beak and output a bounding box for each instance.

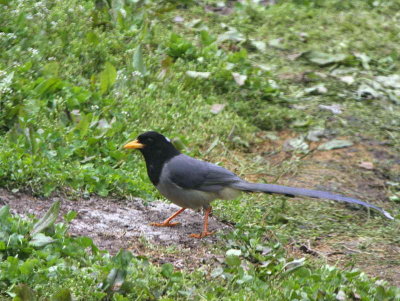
[123,140,144,149]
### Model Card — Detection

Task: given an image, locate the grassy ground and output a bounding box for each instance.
[1,0,400,299]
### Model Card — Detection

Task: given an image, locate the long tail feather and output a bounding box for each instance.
[231,182,394,220]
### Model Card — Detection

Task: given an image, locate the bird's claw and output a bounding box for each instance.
[150,222,180,227]
[189,231,214,239]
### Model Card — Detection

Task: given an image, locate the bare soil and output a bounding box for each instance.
[0,189,230,268]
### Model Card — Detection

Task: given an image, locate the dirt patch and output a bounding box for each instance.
[248,131,400,206]
[0,189,231,267]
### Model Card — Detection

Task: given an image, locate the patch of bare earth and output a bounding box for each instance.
[0,189,230,270]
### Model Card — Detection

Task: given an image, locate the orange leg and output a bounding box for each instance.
[151,208,186,227]
[190,207,214,239]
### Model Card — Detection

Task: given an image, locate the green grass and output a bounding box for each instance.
[1,0,400,299]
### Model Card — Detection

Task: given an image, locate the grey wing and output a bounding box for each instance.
[166,155,242,192]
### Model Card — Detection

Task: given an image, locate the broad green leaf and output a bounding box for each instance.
[75,236,93,248]
[19,258,38,275]
[102,268,127,292]
[200,30,216,46]
[29,233,56,247]
[64,211,77,223]
[161,263,174,278]
[86,31,100,45]
[43,62,60,77]
[30,200,61,236]
[35,78,62,96]
[112,249,134,267]
[50,289,72,301]
[99,62,117,95]
[225,255,241,266]
[132,44,147,76]
[75,113,91,138]
[0,205,10,220]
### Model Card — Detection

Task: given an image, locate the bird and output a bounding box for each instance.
[124,131,394,238]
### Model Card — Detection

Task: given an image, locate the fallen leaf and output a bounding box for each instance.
[375,74,400,89]
[210,104,226,114]
[250,40,266,53]
[357,84,380,99]
[132,45,147,76]
[217,28,245,43]
[354,52,371,70]
[263,132,279,141]
[336,290,346,301]
[186,19,202,28]
[339,75,355,85]
[226,249,242,256]
[387,90,400,104]
[186,71,211,79]
[301,51,349,66]
[232,72,247,86]
[305,84,327,95]
[318,139,353,150]
[298,32,308,42]
[318,104,342,114]
[288,52,303,61]
[268,38,284,48]
[283,258,306,273]
[253,63,273,71]
[358,161,374,170]
[284,136,309,151]
[306,128,325,142]
[330,67,358,76]
[173,16,184,23]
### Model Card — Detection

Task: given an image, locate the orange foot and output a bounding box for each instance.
[150,222,180,227]
[189,231,214,239]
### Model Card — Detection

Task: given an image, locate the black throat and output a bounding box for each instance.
[139,145,180,186]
